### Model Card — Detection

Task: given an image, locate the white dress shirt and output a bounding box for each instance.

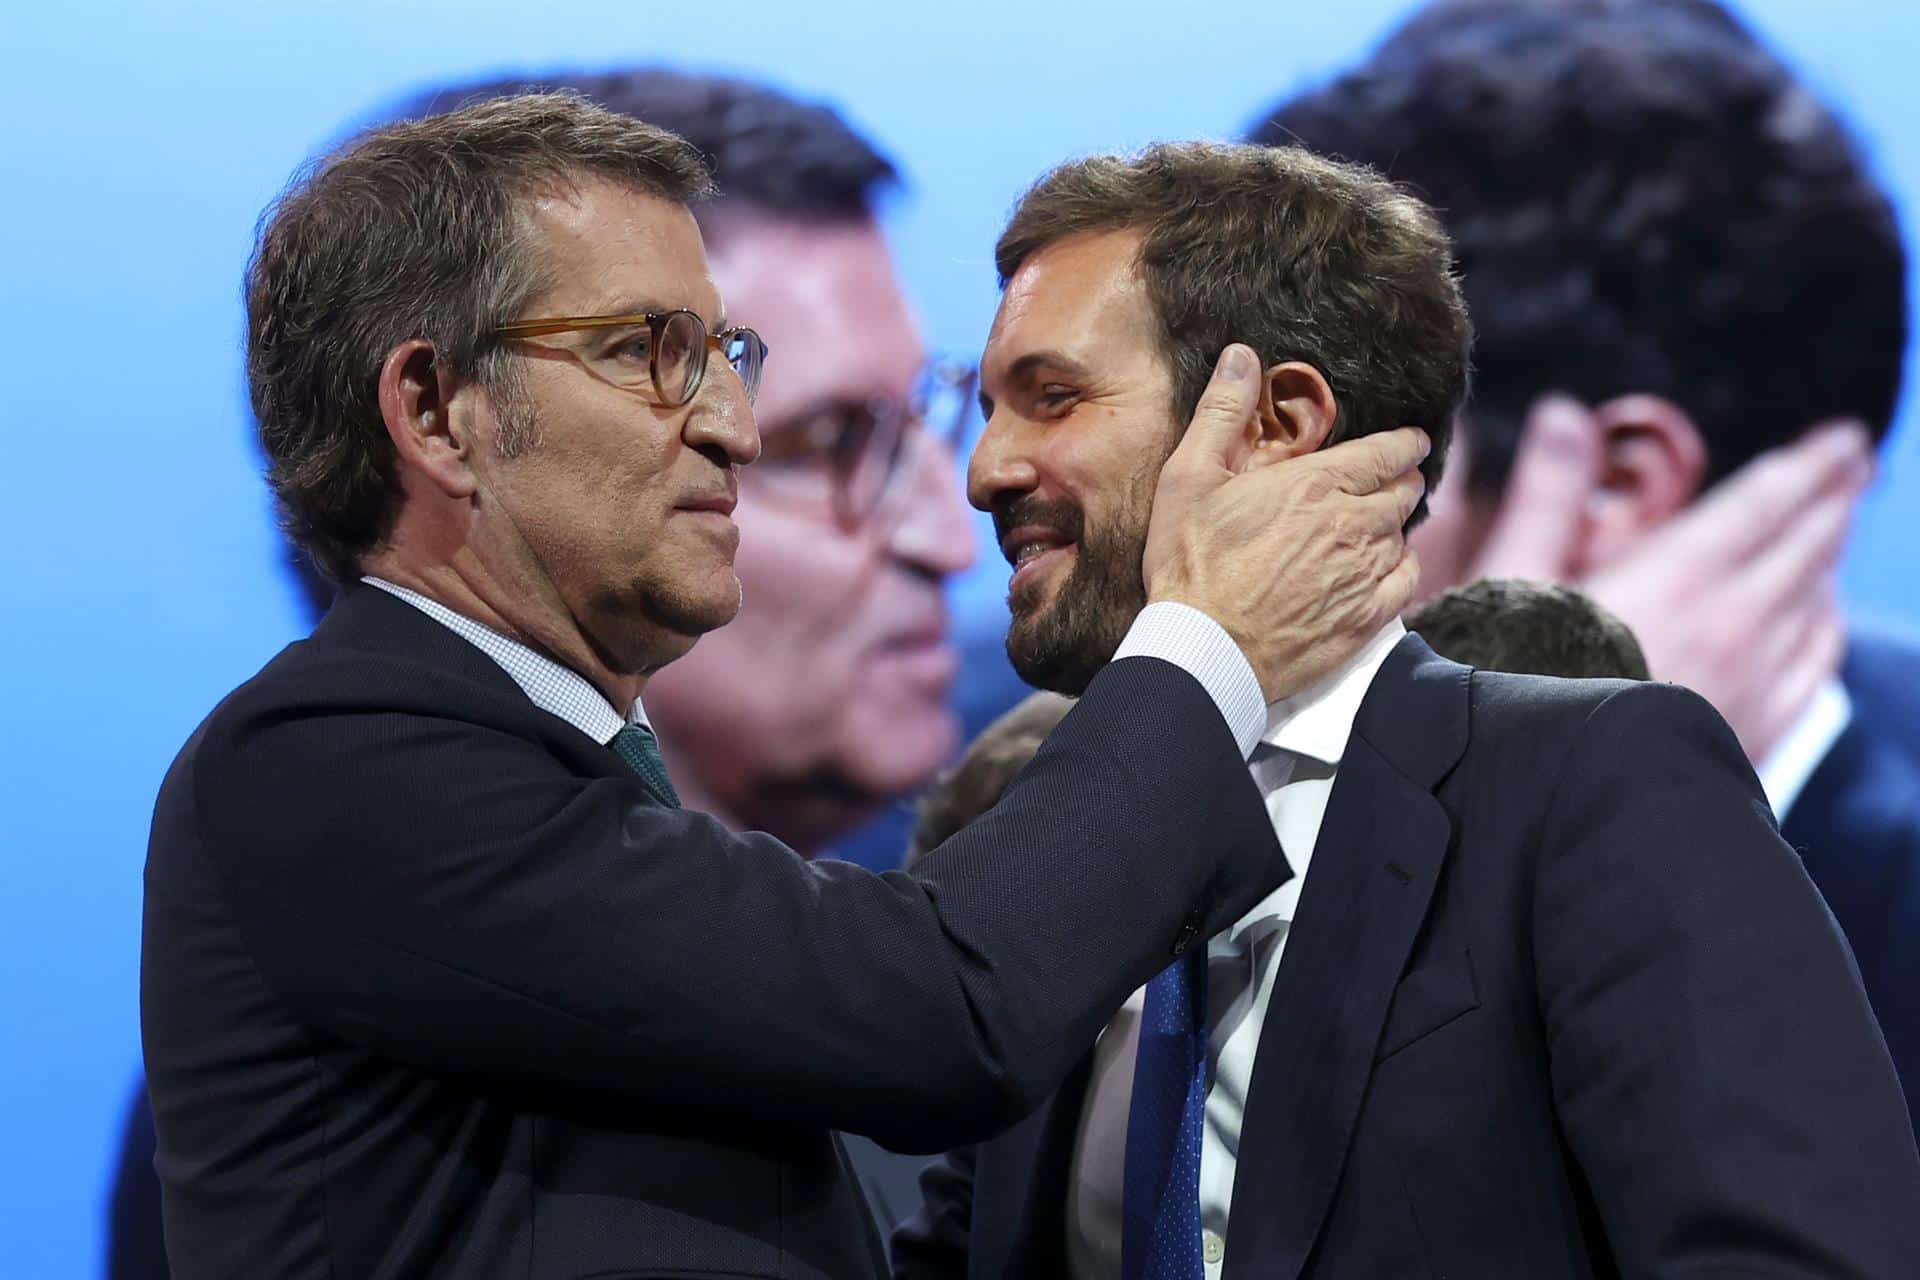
[362,577,649,743]
[1067,618,1409,1279]
[1754,676,1852,824]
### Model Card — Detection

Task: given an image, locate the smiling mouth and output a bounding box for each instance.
[999,522,1076,568]
[1007,542,1075,595]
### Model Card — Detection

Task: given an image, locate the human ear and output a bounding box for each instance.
[376,338,478,500]
[1253,360,1338,461]
[1579,393,1708,569]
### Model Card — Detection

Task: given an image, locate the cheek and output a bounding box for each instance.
[731,505,872,627]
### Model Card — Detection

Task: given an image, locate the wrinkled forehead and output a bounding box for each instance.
[982,228,1160,383]
[518,178,724,324]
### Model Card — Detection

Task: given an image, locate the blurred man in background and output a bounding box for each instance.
[112,69,981,1273]
[1407,578,1649,680]
[1258,0,1920,1119]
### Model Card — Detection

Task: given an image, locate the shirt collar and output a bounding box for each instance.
[361,577,647,743]
[1259,618,1407,767]
[1755,675,1852,823]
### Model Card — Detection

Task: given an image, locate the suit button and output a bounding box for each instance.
[1171,919,1200,955]
[1204,1230,1225,1264]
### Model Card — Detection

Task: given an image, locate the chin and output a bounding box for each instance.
[850,704,961,795]
[646,570,743,638]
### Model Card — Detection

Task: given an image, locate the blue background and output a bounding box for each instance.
[4,1,1916,1269]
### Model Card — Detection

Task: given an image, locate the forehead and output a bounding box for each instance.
[705,211,923,412]
[983,228,1158,378]
[521,178,722,320]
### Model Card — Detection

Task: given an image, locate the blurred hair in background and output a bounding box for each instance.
[1261,0,1920,1130]
[1408,578,1650,680]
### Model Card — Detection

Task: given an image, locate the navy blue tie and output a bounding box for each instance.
[1122,945,1209,1280]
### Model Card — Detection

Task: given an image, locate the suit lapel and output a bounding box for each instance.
[1222,636,1468,1278]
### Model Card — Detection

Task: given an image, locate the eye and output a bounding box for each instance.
[1036,384,1079,412]
[756,408,852,469]
[607,329,652,362]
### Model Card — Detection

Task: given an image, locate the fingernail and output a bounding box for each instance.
[1219,345,1254,377]
[1417,429,1433,460]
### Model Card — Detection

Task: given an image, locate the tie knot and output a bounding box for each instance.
[609,724,680,808]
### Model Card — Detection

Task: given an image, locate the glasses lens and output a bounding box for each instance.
[915,362,979,445]
[838,401,907,525]
[725,329,765,405]
[655,311,705,405]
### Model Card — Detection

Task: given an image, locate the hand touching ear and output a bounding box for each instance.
[1462,394,1871,763]
[1143,345,1428,702]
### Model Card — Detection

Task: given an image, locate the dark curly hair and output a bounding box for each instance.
[1252,0,1906,498]
[395,68,898,226]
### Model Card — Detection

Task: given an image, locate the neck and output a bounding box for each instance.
[362,550,648,714]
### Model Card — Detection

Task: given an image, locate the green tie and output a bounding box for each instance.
[609,723,681,808]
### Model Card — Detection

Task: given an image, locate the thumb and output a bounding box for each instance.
[1165,344,1263,479]
[1471,393,1603,580]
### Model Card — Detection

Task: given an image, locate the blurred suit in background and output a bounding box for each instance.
[110,68,975,1275]
[1258,0,1920,1122]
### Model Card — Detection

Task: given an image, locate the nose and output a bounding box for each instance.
[966,409,1041,515]
[682,360,761,468]
[887,433,977,577]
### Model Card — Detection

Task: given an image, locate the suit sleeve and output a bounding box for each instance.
[889,1145,976,1279]
[1533,682,1920,1275]
[194,655,1283,1154]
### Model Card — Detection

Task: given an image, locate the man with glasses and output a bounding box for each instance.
[396,70,983,870]
[113,74,980,1274]
[140,91,1430,1279]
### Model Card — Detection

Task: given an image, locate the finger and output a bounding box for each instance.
[1301,427,1431,493]
[1714,482,1855,617]
[1370,545,1422,623]
[1165,344,1263,475]
[1346,468,1428,534]
[1470,394,1601,581]
[1659,419,1871,567]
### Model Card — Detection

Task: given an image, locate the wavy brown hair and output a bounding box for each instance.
[246,92,713,582]
[994,141,1471,524]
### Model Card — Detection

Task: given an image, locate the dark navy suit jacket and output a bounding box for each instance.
[140,584,1290,1279]
[893,637,1920,1278]
[1782,627,1920,1128]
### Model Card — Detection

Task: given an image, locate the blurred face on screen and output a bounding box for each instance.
[969,229,1182,695]
[641,209,975,849]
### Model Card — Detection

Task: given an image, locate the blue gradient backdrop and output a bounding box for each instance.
[4,1,1916,1270]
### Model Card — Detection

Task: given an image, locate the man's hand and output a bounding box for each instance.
[1142,344,1429,702]
[1466,397,1871,762]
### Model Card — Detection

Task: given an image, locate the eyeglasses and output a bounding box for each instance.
[751,361,979,530]
[494,308,768,406]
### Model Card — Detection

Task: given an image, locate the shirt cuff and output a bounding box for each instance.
[1113,601,1267,759]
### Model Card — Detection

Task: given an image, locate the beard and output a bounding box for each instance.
[996,482,1155,696]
